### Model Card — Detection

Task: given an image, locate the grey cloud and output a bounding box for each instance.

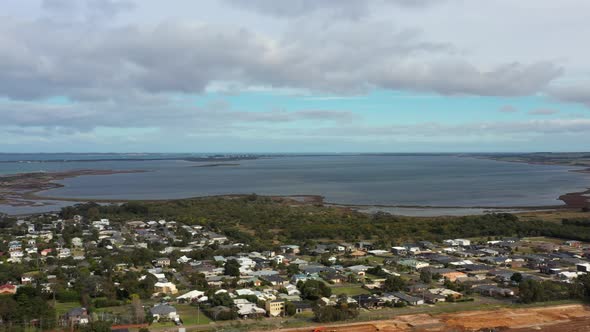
[41,0,135,21]
[0,17,562,102]
[373,61,562,96]
[222,0,440,18]
[0,98,355,131]
[268,119,590,139]
[547,83,590,107]
[499,105,518,113]
[528,109,559,115]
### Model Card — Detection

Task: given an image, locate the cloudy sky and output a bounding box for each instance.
[1,0,590,153]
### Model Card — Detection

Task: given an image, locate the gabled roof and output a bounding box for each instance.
[150,304,176,315]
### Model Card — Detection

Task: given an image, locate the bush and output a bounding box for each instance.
[394,301,407,308]
[313,304,359,323]
[94,298,123,308]
[56,289,80,302]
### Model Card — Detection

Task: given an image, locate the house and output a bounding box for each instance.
[71,237,83,247]
[0,284,17,295]
[404,244,421,255]
[418,241,436,250]
[440,271,468,282]
[398,259,429,270]
[558,271,585,281]
[207,232,228,243]
[177,255,191,264]
[261,275,287,287]
[480,256,512,266]
[176,290,205,303]
[407,283,428,294]
[350,250,367,258]
[284,284,301,296]
[273,255,285,265]
[462,264,493,275]
[473,285,514,297]
[423,292,446,304]
[292,301,313,314]
[488,270,517,282]
[443,239,458,246]
[379,293,400,305]
[280,245,300,254]
[266,300,285,317]
[58,248,71,259]
[235,299,266,318]
[291,273,318,284]
[391,246,408,256]
[323,271,346,284]
[63,307,89,326]
[455,239,471,247]
[391,292,424,306]
[347,265,370,277]
[357,241,374,251]
[155,257,171,267]
[154,282,178,295]
[577,263,590,272]
[429,288,463,300]
[9,250,24,262]
[21,274,35,285]
[356,294,385,309]
[565,240,582,248]
[239,277,263,287]
[150,304,178,321]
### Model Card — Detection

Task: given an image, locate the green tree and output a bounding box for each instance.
[511,272,523,283]
[383,276,406,292]
[298,280,332,301]
[224,259,240,277]
[420,270,432,284]
[210,292,234,307]
[285,301,297,316]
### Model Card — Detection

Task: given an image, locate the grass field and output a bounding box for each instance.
[151,304,212,328]
[331,285,370,296]
[53,301,81,316]
[517,210,590,223]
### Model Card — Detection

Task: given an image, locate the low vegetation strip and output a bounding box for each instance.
[58,196,590,247]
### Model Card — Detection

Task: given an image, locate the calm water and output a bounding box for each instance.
[1,154,589,215]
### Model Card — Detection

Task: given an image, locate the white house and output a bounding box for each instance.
[58,248,71,259]
[71,237,83,247]
[176,290,205,302]
[455,239,471,246]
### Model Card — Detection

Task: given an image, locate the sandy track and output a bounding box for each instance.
[275,304,590,332]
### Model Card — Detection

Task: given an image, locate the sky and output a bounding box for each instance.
[1,0,590,153]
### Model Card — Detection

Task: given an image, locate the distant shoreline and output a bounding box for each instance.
[192,163,241,168]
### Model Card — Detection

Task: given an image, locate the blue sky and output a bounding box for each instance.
[1,0,589,152]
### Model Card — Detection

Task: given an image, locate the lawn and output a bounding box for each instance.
[151,304,211,327]
[365,256,387,265]
[177,305,211,325]
[53,301,81,316]
[331,285,370,296]
[522,236,568,244]
[94,304,131,315]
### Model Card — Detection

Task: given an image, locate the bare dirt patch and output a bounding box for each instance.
[276,304,590,332]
